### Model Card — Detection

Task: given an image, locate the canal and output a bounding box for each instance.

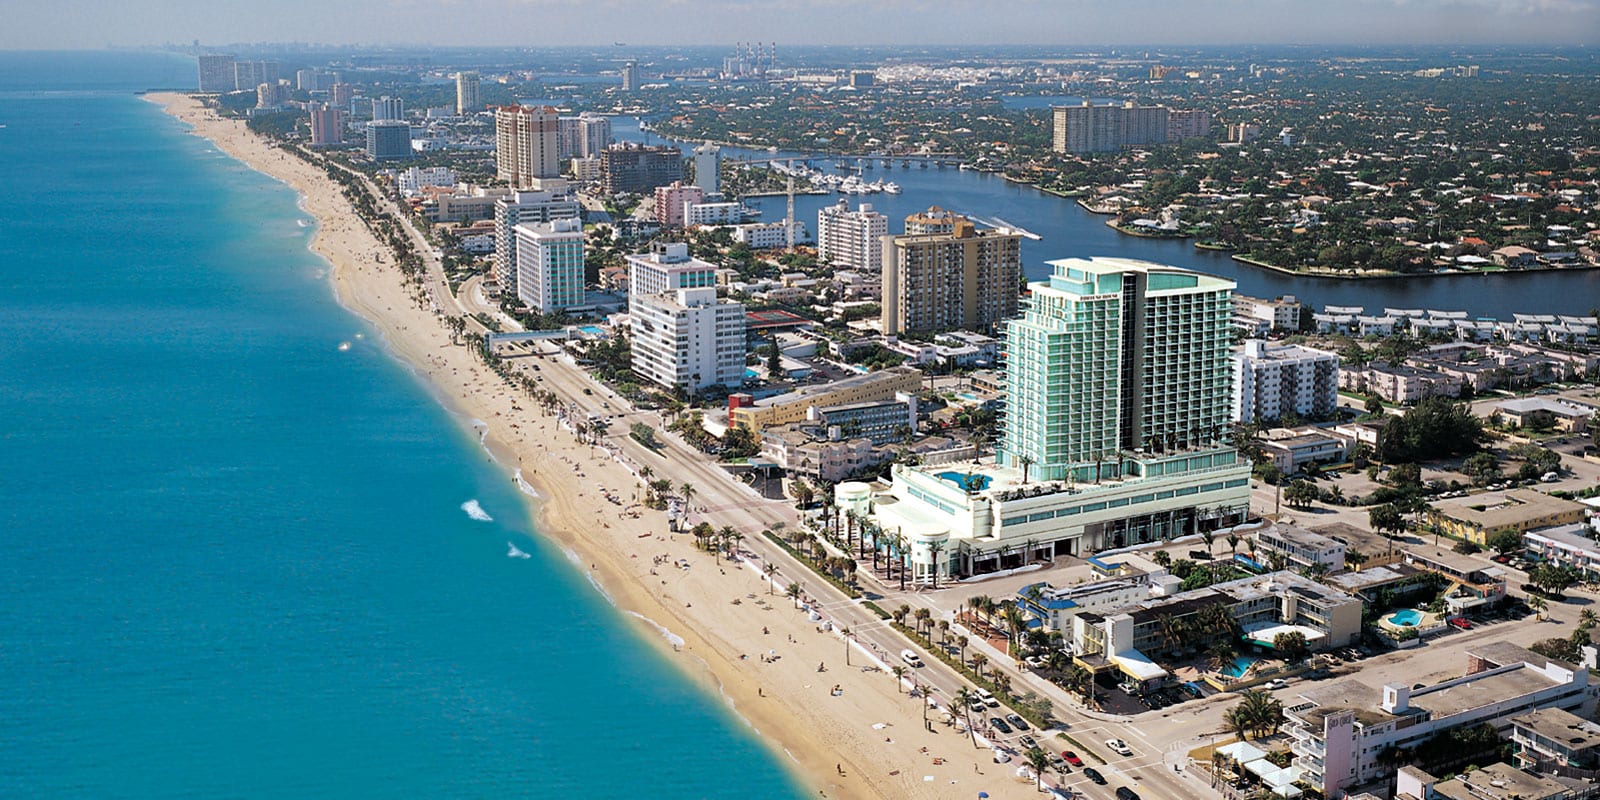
[612,117,1600,320]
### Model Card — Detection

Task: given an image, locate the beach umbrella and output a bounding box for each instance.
[978,793,989,798]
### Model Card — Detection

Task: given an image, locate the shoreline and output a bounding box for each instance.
[146,93,1039,800]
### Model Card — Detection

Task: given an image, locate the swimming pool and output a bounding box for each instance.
[1222,655,1258,679]
[1386,609,1423,627]
[577,325,606,335]
[936,471,991,491]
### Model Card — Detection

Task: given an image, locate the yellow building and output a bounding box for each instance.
[731,367,922,433]
[1426,489,1587,545]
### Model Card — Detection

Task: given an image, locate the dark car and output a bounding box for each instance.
[1061,751,1084,767]
[1116,788,1141,800]
[1083,767,1106,785]
[990,717,1013,734]
[1005,713,1029,731]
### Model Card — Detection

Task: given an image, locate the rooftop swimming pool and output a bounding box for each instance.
[936,471,991,492]
[577,325,606,335]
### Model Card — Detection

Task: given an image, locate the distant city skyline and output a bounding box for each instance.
[3,0,1598,50]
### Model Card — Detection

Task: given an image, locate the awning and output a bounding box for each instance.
[1215,741,1269,764]
[1110,649,1168,682]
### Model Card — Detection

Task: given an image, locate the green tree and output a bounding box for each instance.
[1024,748,1052,792]
[1463,452,1501,486]
[1273,630,1311,662]
[1486,529,1524,557]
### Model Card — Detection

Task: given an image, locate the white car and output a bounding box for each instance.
[1106,738,1134,756]
[1264,679,1289,690]
[992,749,1013,764]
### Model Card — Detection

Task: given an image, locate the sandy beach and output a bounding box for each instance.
[146,92,1046,800]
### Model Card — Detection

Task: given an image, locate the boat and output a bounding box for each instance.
[884,182,901,194]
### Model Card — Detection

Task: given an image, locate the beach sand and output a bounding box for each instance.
[147,92,1042,800]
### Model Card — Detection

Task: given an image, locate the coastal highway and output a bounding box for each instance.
[506,347,1212,799]
[298,147,470,328]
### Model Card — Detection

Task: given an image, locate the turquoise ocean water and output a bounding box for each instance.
[0,52,803,799]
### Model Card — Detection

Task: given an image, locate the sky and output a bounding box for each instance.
[4,0,1598,49]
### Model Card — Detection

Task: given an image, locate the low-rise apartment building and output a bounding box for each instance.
[1426,490,1588,546]
[1287,642,1599,797]
[1524,524,1600,581]
[730,367,923,434]
[1255,523,1347,573]
[1070,570,1362,688]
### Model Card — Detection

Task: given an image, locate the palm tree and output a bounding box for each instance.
[1227,532,1241,561]
[1225,703,1253,741]
[679,481,695,510]
[1025,748,1052,792]
[1580,609,1597,630]
[952,687,980,748]
[1018,453,1035,485]
[890,665,907,692]
[1529,594,1548,621]
[955,635,969,665]
[841,627,853,667]
[785,582,803,609]
[763,563,779,595]
[971,652,988,679]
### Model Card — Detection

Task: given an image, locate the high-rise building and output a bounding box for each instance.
[365,120,412,161]
[998,257,1235,482]
[454,71,481,115]
[881,209,1022,336]
[558,116,583,159]
[492,186,581,293]
[1052,101,1181,154]
[621,60,640,92]
[816,199,888,272]
[625,242,718,307]
[254,81,286,109]
[578,113,612,158]
[329,82,354,109]
[197,55,236,93]
[372,96,404,121]
[599,142,683,195]
[630,286,746,393]
[1167,109,1212,142]
[232,61,279,92]
[513,218,586,314]
[296,69,330,92]
[1232,340,1339,424]
[493,105,561,188]
[692,143,721,196]
[653,181,705,227]
[308,103,343,146]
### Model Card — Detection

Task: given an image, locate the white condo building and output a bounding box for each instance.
[1285,642,1598,797]
[625,242,718,306]
[454,71,480,115]
[492,185,581,293]
[817,199,888,272]
[513,218,586,314]
[1233,339,1341,424]
[630,287,746,393]
[372,96,404,121]
[693,143,721,196]
[396,166,456,197]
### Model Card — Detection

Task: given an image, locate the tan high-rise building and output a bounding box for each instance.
[881,210,1022,336]
[455,71,481,115]
[1052,101,1175,154]
[494,105,561,188]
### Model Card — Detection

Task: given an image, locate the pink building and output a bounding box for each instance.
[654,181,705,228]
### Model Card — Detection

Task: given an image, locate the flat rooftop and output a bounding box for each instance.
[1431,762,1568,800]
[1410,664,1562,719]
[1511,707,1600,752]
[752,366,920,407]
[1430,489,1586,530]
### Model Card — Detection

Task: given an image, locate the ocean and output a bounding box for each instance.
[0,51,803,798]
